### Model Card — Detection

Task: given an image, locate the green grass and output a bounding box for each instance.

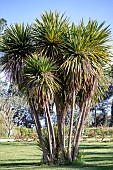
[0,142,113,170]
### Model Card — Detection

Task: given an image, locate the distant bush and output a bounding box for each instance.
[83,127,113,141]
[14,127,37,141]
[0,122,7,138]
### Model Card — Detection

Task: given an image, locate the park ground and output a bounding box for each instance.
[0,141,113,170]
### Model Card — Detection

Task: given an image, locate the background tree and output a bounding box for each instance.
[0,18,7,44]
[0,18,7,33]
[0,81,28,138]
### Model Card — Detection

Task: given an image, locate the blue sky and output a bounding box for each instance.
[1,0,113,36]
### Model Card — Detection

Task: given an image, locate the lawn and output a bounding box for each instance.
[0,142,113,170]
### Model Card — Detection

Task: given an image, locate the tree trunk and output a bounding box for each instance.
[46,102,56,160]
[72,77,97,160]
[94,105,97,127]
[68,88,75,161]
[56,110,65,161]
[110,100,113,127]
[33,112,49,163]
[55,96,65,161]
[72,99,89,160]
[45,108,53,161]
[29,97,49,163]
[8,128,11,138]
[61,97,68,149]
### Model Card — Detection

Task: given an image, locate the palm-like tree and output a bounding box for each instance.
[32,11,69,160]
[62,20,112,161]
[0,11,112,164]
[32,10,69,64]
[22,54,60,162]
[0,23,35,88]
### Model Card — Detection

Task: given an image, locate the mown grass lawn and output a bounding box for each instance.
[0,141,113,170]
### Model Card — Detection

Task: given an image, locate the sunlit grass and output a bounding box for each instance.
[0,142,113,170]
[80,142,113,167]
[0,142,42,170]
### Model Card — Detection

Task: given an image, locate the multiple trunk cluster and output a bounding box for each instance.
[0,11,112,164]
[30,77,98,163]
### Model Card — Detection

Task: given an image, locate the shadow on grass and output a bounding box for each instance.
[65,164,113,170]
[80,144,113,150]
[0,142,37,147]
[84,151,113,155]
[85,156,113,162]
[1,163,113,170]
[0,158,41,162]
[0,162,41,168]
